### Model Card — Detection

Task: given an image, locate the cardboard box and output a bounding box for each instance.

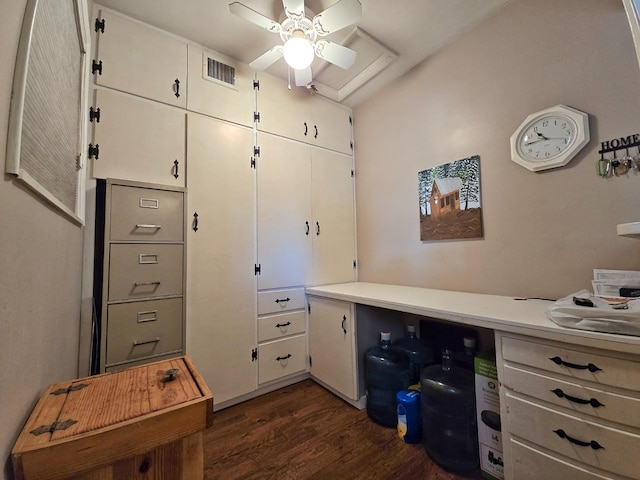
[475,350,504,480]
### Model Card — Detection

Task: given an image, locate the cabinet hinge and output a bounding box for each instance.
[254,264,261,275]
[94,17,105,33]
[254,146,261,157]
[350,141,354,151]
[30,419,78,436]
[309,355,312,367]
[351,169,354,178]
[92,59,103,75]
[88,143,99,160]
[51,383,88,395]
[253,79,260,90]
[251,157,256,168]
[254,111,260,123]
[307,303,311,314]
[349,115,353,125]
[252,348,258,361]
[353,260,357,269]
[89,106,101,123]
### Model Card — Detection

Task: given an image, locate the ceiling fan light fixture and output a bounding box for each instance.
[282,30,315,70]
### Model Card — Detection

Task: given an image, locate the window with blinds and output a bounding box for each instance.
[5,0,90,224]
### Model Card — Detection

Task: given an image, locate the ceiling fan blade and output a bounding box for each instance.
[282,0,305,21]
[249,46,284,71]
[295,66,313,86]
[312,0,362,36]
[314,40,357,69]
[229,2,282,33]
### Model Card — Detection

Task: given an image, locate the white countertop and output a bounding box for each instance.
[305,282,640,353]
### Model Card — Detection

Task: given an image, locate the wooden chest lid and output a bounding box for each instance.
[12,356,213,480]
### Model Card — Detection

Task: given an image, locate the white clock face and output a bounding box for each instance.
[518,115,577,162]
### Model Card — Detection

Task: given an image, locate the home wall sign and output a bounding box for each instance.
[418,155,483,241]
[597,133,640,177]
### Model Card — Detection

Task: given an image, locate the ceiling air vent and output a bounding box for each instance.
[204,55,236,88]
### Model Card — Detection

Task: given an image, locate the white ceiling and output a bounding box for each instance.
[94,0,513,106]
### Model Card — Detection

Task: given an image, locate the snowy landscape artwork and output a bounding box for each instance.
[418,155,483,241]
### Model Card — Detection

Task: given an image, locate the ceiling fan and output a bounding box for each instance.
[229,0,362,87]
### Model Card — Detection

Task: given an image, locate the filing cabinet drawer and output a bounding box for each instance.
[258,311,306,342]
[106,298,183,365]
[501,336,640,391]
[505,392,640,479]
[110,185,184,242]
[258,288,306,316]
[258,335,307,384]
[108,244,183,301]
[503,363,640,428]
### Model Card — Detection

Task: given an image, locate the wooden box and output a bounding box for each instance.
[11,356,213,480]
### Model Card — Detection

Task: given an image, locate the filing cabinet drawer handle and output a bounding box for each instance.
[133,337,160,346]
[275,297,290,304]
[134,281,161,286]
[552,429,604,450]
[276,354,292,362]
[275,322,291,328]
[137,310,158,323]
[138,254,159,264]
[136,224,162,229]
[139,198,159,209]
[550,388,605,408]
[548,356,602,373]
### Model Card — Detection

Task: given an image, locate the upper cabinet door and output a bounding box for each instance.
[91,89,186,187]
[187,45,255,127]
[93,9,187,108]
[310,96,354,156]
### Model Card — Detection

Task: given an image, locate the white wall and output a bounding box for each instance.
[353,0,640,300]
[0,2,84,478]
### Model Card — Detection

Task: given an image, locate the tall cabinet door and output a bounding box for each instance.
[186,113,256,405]
[93,9,187,108]
[311,149,357,285]
[308,296,357,401]
[91,89,185,187]
[256,133,313,290]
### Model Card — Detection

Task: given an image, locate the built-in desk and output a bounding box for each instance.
[306,282,640,480]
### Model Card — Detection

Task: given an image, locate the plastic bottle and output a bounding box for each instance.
[397,389,421,443]
[364,331,410,428]
[420,349,479,472]
[455,335,477,372]
[392,325,435,386]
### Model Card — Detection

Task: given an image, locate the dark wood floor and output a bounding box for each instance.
[203,379,483,480]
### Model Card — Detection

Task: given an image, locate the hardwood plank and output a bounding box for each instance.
[203,380,483,479]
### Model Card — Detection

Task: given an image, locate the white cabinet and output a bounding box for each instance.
[90,89,186,187]
[497,333,640,480]
[93,8,187,108]
[256,133,356,290]
[185,112,256,406]
[256,73,353,155]
[308,296,357,401]
[187,45,255,127]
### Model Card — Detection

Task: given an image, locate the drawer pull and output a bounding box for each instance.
[138,254,158,264]
[139,198,159,209]
[552,429,604,450]
[341,315,347,334]
[549,356,602,373]
[134,281,161,286]
[276,354,292,361]
[133,337,160,346]
[550,388,605,408]
[136,224,162,229]
[137,310,158,323]
[275,297,290,304]
[275,322,291,328]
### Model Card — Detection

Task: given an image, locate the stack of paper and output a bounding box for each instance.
[592,269,640,298]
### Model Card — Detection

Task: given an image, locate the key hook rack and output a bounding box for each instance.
[597,133,640,177]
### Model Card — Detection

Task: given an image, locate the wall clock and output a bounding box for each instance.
[510,105,590,172]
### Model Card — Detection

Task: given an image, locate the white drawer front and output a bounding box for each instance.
[110,185,184,242]
[503,364,640,429]
[502,336,640,392]
[258,288,306,315]
[258,335,307,384]
[509,438,617,480]
[106,298,183,365]
[506,392,640,479]
[108,244,183,301]
[258,311,306,342]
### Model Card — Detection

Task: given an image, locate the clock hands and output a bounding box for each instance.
[523,132,568,146]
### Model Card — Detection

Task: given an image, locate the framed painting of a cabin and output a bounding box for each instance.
[418,155,483,241]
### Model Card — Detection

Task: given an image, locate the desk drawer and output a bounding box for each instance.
[505,392,640,479]
[258,311,306,342]
[501,336,640,392]
[108,244,183,301]
[258,288,306,315]
[106,298,183,365]
[503,364,640,428]
[110,185,184,242]
[258,335,307,384]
